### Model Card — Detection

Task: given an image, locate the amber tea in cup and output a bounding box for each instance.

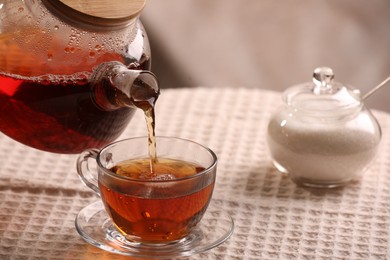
[77,136,217,244]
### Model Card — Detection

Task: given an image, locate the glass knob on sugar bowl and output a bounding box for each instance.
[267,67,382,188]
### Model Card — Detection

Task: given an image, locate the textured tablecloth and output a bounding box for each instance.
[1,87,389,259]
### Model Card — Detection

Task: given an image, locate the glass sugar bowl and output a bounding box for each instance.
[267,67,382,188]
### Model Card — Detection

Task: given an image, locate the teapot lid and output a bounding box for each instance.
[283,67,362,113]
[43,0,146,28]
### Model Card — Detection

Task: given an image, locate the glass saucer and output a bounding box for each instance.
[75,201,234,258]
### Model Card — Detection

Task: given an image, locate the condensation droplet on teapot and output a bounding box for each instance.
[47,52,53,61]
[94,44,102,52]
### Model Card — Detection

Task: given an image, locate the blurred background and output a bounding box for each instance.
[141,0,390,112]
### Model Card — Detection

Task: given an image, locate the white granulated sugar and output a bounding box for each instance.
[267,109,380,183]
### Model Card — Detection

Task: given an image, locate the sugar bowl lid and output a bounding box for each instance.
[283,67,362,113]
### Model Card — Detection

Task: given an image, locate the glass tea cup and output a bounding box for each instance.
[76,136,217,244]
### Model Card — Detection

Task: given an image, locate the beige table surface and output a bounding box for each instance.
[0,87,389,259]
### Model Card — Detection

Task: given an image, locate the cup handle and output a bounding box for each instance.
[76,148,100,196]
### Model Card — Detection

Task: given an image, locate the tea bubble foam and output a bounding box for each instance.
[151,174,176,181]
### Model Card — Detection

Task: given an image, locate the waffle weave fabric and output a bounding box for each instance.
[1,87,389,259]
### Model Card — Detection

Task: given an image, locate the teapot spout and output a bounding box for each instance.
[91,61,160,111]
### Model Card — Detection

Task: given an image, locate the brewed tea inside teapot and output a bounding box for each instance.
[0,0,159,154]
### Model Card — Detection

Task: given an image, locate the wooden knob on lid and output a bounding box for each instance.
[43,0,146,29]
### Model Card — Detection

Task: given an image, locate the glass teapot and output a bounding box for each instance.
[0,0,159,154]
